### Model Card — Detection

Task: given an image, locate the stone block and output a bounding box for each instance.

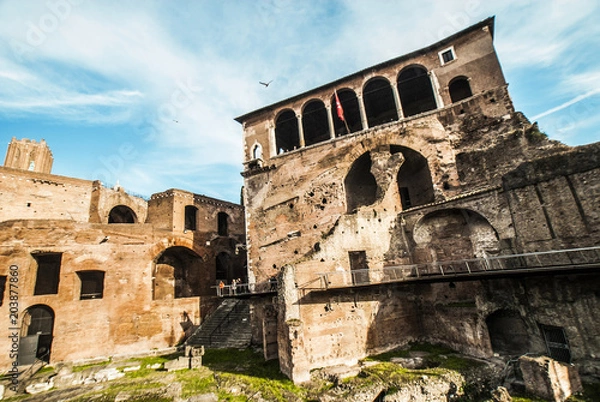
[519,355,582,402]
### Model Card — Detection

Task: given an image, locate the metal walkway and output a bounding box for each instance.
[315,246,600,290]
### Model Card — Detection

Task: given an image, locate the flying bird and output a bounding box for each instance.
[259,80,273,87]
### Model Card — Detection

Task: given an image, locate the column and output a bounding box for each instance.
[358,94,368,130]
[326,104,336,139]
[297,114,305,148]
[430,71,444,109]
[391,84,404,120]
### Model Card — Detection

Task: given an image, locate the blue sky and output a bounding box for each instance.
[0,0,598,203]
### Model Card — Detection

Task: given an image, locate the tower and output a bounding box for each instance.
[3,137,54,174]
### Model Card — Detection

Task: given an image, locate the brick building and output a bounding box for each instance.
[236,17,600,382]
[0,140,246,367]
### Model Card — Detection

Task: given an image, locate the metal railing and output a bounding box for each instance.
[215,279,277,297]
[316,246,600,290]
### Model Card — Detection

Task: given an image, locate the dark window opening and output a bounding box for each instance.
[363,77,398,128]
[397,66,437,117]
[392,146,434,209]
[302,99,330,146]
[486,310,529,356]
[399,187,412,209]
[275,109,300,154]
[216,252,230,282]
[349,251,369,285]
[185,205,198,231]
[344,152,378,213]
[0,276,5,306]
[441,49,455,64]
[540,324,571,363]
[218,212,229,236]
[449,76,473,103]
[33,253,61,295]
[330,89,362,136]
[108,205,137,223]
[77,271,105,300]
[154,246,204,299]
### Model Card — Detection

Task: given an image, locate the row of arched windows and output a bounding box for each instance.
[273,66,472,155]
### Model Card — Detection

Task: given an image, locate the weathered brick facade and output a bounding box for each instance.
[0,147,246,367]
[236,18,600,382]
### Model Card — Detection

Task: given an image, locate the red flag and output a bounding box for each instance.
[334,90,345,122]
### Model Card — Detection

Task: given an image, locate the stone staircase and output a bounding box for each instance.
[186,298,252,349]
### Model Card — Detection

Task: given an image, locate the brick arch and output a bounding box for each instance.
[412,208,500,263]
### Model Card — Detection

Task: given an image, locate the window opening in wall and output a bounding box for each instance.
[392,145,435,209]
[540,324,571,363]
[185,205,198,231]
[397,66,437,117]
[363,77,398,127]
[330,89,362,135]
[154,246,203,299]
[252,143,263,160]
[0,276,6,306]
[439,47,456,65]
[399,187,412,209]
[77,271,105,300]
[486,309,529,356]
[302,99,330,146]
[33,252,61,295]
[449,76,472,103]
[275,109,300,154]
[218,212,229,236]
[349,251,369,285]
[216,252,231,282]
[108,205,137,223]
[344,152,378,213]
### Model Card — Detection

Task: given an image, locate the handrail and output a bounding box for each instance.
[315,246,600,290]
[207,300,243,347]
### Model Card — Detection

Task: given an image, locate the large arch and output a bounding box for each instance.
[344,152,378,213]
[108,205,137,223]
[363,77,398,128]
[21,304,55,363]
[275,109,300,154]
[397,65,437,117]
[391,146,434,210]
[486,309,530,356]
[153,246,204,299]
[449,76,473,103]
[330,89,362,136]
[302,99,330,146]
[412,209,500,264]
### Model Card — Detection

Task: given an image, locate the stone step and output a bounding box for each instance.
[186,299,252,349]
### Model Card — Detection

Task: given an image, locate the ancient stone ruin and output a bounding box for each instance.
[236,16,600,387]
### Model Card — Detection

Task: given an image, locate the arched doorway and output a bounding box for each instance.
[153,247,205,299]
[108,205,137,223]
[20,305,55,364]
[449,76,473,103]
[397,65,437,117]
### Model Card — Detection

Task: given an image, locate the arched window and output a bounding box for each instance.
[363,77,398,128]
[108,205,137,223]
[344,152,378,213]
[449,76,472,103]
[252,143,263,160]
[275,109,300,154]
[330,89,362,136]
[392,146,435,209]
[218,212,229,236]
[185,205,198,231]
[397,65,437,117]
[21,305,55,363]
[302,99,330,146]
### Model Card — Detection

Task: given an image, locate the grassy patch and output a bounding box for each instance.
[71,359,111,372]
